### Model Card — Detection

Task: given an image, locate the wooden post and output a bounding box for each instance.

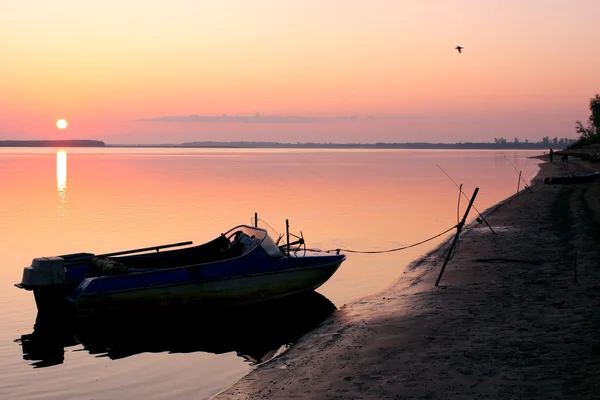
[504,155,533,193]
[286,219,290,257]
[517,171,522,195]
[254,212,258,227]
[436,164,495,235]
[457,184,463,223]
[435,187,479,286]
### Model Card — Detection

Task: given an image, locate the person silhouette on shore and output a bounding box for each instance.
[549,148,554,162]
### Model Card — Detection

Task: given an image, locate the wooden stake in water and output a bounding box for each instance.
[254,212,258,227]
[435,187,479,287]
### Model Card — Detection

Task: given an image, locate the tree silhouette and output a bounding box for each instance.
[575,94,600,142]
[589,94,600,135]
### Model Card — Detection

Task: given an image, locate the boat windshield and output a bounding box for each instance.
[222,225,283,259]
[259,232,283,259]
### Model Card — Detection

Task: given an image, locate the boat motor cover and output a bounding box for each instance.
[21,257,67,286]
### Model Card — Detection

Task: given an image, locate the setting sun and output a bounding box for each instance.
[56,119,68,130]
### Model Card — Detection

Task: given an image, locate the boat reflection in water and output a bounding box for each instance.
[16,291,336,368]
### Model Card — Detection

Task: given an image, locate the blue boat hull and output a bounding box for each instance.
[74,259,343,315]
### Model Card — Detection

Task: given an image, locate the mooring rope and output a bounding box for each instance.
[322,224,459,254]
[323,182,464,254]
[252,196,467,256]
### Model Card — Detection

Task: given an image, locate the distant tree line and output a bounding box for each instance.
[492,136,575,147]
[181,140,572,149]
[0,140,105,147]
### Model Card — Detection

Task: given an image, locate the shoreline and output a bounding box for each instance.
[215,157,600,399]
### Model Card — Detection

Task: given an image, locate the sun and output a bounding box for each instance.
[56,119,68,130]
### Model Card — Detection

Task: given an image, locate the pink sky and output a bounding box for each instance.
[1,0,599,144]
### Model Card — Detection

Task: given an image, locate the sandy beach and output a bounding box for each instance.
[215,156,600,399]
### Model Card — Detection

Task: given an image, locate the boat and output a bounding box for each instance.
[15,223,346,317]
[543,171,600,184]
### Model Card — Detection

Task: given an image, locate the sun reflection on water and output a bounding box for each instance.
[56,150,67,216]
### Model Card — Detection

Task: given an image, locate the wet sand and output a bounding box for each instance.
[215,156,600,399]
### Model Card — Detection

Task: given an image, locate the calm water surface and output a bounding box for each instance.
[0,148,542,399]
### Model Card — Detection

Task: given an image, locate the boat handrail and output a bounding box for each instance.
[100,241,194,258]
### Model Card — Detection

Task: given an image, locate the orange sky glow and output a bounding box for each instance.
[1,0,599,144]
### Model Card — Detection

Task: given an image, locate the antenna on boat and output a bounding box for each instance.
[280,219,305,257]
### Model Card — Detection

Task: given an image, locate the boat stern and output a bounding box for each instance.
[15,257,74,316]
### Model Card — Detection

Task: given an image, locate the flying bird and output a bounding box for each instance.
[455,45,463,54]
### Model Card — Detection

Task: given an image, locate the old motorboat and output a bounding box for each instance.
[15,223,345,316]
